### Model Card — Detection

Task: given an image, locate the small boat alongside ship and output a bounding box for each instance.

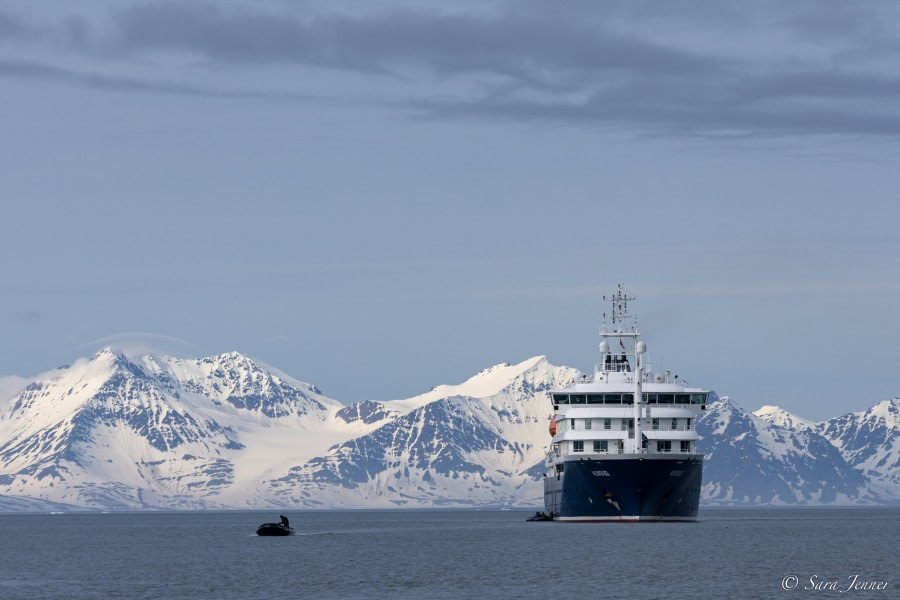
[543,285,708,522]
[256,522,294,536]
[525,511,554,522]
[257,515,294,536]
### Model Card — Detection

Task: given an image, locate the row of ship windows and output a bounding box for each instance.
[561,418,692,431]
[570,440,692,453]
[553,393,708,405]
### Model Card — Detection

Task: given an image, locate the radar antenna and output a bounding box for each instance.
[602,283,636,334]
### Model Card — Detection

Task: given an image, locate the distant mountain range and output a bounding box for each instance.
[0,349,896,510]
[697,397,896,504]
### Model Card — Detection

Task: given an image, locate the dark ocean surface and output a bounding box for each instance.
[0,508,896,599]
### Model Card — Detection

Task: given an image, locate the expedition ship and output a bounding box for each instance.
[544,286,707,521]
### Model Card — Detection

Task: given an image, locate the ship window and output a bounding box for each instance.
[652,418,659,430]
[553,394,569,404]
[681,441,691,453]
[644,393,657,404]
[676,394,690,404]
[672,418,678,430]
[605,394,622,404]
[585,419,592,430]
[594,440,608,452]
[603,418,611,430]
[570,394,586,404]
[623,393,634,405]
[658,440,672,453]
[573,441,584,453]
[686,418,692,430]
[657,393,675,404]
[691,393,707,404]
[587,394,604,404]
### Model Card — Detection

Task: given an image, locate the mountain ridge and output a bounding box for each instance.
[0,349,895,510]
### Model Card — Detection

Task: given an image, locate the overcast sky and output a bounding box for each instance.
[2,0,899,420]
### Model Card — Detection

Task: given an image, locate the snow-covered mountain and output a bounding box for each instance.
[0,350,574,509]
[753,405,816,430]
[815,399,900,499]
[0,349,345,509]
[0,492,80,513]
[268,357,576,508]
[697,396,870,504]
[0,350,896,509]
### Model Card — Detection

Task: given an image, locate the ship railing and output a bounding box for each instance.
[648,425,694,432]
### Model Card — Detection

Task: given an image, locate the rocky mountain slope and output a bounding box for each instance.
[0,350,895,510]
[696,396,869,504]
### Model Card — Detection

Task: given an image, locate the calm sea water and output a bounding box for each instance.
[0,508,896,599]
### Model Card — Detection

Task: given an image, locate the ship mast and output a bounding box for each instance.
[599,285,646,453]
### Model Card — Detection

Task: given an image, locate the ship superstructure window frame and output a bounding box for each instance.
[561,393,636,405]
[680,441,691,453]
[573,440,584,453]
[651,418,660,430]
[603,418,611,430]
[657,440,672,453]
[585,419,592,430]
[671,418,678,430]
[644,393,705,405]
[594,440,608,453]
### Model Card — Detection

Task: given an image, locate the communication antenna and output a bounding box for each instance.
[605,283,635,334]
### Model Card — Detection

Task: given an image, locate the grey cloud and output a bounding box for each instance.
[0,10,31,39]
[107,2,900,138]
[6,1,900,139]
[116,4,320,66]
[0,58,324,102]
[114,3,715,81]
[415,81,900,139]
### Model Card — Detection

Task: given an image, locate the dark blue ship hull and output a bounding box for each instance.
[544,456,703,521]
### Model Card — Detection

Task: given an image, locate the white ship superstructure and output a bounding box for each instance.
[544,285,707,521]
